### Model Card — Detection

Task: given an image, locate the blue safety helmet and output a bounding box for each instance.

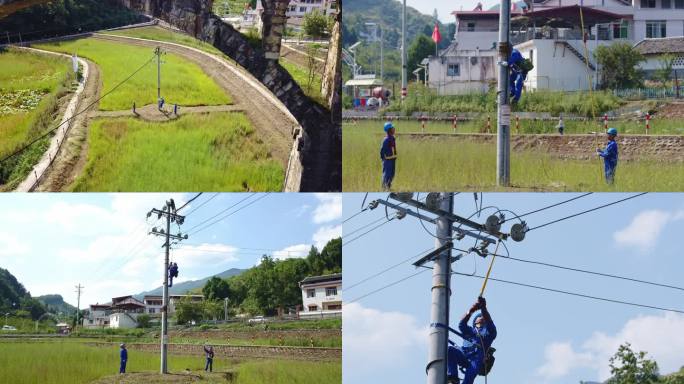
[472,312,483,327]
[383,121,394,132]
[607,127,618,136]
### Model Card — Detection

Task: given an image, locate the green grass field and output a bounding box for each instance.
[343,124,684,191]
[71,112,283,191]
[0,48,73,188]
[34,38,230,111]
[346,118,684,135]
[108,26,326,106]
[0,341,340,384]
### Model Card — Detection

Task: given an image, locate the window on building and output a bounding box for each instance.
[662,0,672,7]
[308,305,318,311]
[641,0,656,7]
[646,21,667,38]
[299,6,307,12]
[467,22,476,32]
[307,289,316,298]
[676,0,684,8]
[447,63,460,77]
[612,21,629,39]
[529,49,534,64]
[327,304,342,310]
[326,287,337,296]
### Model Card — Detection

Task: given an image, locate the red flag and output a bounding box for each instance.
[432,23,442,44]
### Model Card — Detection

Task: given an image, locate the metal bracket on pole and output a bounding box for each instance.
[413,242,453,267]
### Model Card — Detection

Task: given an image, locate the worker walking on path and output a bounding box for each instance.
[596,127,619,184]
[119,343,128,374]
[380,122,398,190]
[447,297,497,384]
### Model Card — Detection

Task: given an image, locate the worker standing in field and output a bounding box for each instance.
[380,122,397,190]
[203,344,214,372]
[119,343,128,374]
[596,127,619,184]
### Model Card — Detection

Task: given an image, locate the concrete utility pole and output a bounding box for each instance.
[426,193,454,384]
[224,298,229,321]
[496,0,512,186]
[401,0,407,100]
[148,200,188,374]
[368,193,527,384]
[75,284,84,328]
[154,46,163,103]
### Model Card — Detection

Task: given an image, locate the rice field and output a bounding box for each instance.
[0,341,340,384]
[71,112,283,191]
[343,123,684,191]
[33,38,231,110]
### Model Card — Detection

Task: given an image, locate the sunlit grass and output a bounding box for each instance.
[71,112,283,191]
[34,38,231,111]
[343,124,684,191]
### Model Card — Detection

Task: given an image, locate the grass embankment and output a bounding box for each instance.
[34,38,231,110]
[71,113,283,191]
[0,341,341,384]
[347,118,684,135]
[0,48,73,189]
[343,125,684,191]
[108,26,326,105]
[385,85,623,117]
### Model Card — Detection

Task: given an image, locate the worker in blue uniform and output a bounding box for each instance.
[380,122,397,190]
[119,343,128,374]
[169,262,179,287]
[509,49,533,103]
[447,297,497,384]
[597,128,619,184]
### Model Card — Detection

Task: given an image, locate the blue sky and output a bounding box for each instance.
[397,0,500,23]
[0,193,341,309]
[343,193,684,384]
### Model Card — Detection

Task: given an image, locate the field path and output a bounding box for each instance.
[13,48,90,192]
[92,33,296,166]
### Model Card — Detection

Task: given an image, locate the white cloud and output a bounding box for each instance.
[273,244,311,260]
[613,210,684,252]
[312,193,342,224]
[0,233,30,257]
[344,303,428,373]
[172,243,239,268]
[536,312,684,382]
[313,224,342,249]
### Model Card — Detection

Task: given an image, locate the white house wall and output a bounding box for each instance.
[428,53,496,95]
[301,282,342,312]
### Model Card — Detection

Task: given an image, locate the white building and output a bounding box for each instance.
[287,0,337,18]
[429,1,684,93]
[83,303,110,328]
[634,36,684,75]
[84,294,204,329]
[299,273,342,319]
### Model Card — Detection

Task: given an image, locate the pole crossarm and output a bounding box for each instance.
[372,198,499,243]
[413,242,453,267]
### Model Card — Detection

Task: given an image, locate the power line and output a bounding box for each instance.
[343,218,394,246]
[184,193,219,217]
[189,193,271,236]
[344,216,388,238]
[342,208,368,223]
[501,192,593,223]
[452,272,684,314]
[185,193,256,233]
[497,254,684,292]
[346,247,434,291]
[0,54,156,165]
[527,193,648,232]
[348,269,429,304]
[176,193,203,212]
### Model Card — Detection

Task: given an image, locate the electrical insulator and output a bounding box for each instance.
[395,192,414,202]
[485,214,501,233]
[425,192,441,210]
[369,200,379,210]
[396,210,407,220]
[510,222,528,242]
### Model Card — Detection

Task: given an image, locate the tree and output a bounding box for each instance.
[605,343,660,384]
[174,297,204,325]
[202,276,231,301]
[655,54,676,87]
[136,314,151,328]
[303,9,329,38]
[407,34,435,81]
[594,43,645,89]
[203,300,223,321]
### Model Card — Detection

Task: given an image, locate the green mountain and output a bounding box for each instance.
[35,294,77,316]
[0,267,47,320]
[133,268,246,299]
[343,0,455,81]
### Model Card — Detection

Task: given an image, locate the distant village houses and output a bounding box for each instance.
[299,273,342,319]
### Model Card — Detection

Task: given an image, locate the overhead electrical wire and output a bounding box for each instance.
[500,192,593,223]
[527,192,648,232]
[346,247,434,291]
[343,218,395,247]
[176,193,203,213]
[189,193,270,236]
[452,271,684,314]
[348,269,429,304]
[184,193,257,233]
[184,193,220,217]
[0,54,157,165]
